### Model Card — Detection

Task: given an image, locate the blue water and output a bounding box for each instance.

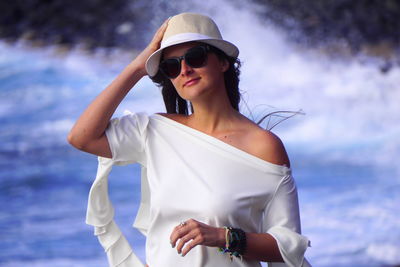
[1,1,400,266]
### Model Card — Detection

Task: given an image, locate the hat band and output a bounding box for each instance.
[161,33,221,48]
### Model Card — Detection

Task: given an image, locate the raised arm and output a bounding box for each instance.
[67,19,169,158]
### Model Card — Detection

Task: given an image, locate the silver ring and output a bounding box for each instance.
[179,221,187,227]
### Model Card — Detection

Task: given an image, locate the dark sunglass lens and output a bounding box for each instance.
[160,46,208,78]
[185,47,207,68]
[160,59,180,78]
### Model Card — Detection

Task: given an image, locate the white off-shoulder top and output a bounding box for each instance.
[86,112,311,267]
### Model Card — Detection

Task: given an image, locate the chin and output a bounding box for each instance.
[179,85,210,101]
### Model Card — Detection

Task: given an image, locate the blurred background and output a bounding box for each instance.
[1,0,399,266]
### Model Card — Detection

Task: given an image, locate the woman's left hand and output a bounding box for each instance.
[170,219,226,257]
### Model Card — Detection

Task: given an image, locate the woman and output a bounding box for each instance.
[68,13,311,267]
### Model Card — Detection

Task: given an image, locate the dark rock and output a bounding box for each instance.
[252,0,400,58]
[0,0,168,50]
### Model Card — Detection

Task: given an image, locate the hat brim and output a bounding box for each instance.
[145,35,239,77]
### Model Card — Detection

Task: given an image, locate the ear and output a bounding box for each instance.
[220,58,229,72]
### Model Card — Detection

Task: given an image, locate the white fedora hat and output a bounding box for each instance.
[145,12,239,77]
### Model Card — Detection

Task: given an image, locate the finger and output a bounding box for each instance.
[181,235,204,257]
[175,219,200,254]
[154,19,168,38]
[170,223,189,248]
[150,17,170,45]
[176,231,196,254]
[161,17,171,29]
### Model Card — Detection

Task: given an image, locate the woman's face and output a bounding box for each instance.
[162,42,229,102]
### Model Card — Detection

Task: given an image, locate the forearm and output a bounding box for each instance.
[68,60,145,148]
[215,227,283,262]
[243,232,283,262]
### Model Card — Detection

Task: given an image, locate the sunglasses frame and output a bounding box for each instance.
[159,45,211,79]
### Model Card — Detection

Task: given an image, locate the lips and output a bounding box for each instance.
[183,77,200,87]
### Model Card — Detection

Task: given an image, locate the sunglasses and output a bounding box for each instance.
[159,45,211,79]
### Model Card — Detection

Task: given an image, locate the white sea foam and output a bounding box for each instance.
[300,184,400,266]
[367,243,400,265]
[33,119,74,135]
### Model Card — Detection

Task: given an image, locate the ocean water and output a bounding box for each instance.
[1,1,400,266]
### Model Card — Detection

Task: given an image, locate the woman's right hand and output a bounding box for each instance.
[134,18,170,77]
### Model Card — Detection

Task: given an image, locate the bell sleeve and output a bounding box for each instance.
[263,173,311,267]
[86,112,150,267]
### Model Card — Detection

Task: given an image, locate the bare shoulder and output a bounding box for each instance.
[244,121,290,167]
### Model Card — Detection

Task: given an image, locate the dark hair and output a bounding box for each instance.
[149,44,242,115]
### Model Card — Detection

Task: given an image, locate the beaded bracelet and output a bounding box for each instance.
[218,226,247,261]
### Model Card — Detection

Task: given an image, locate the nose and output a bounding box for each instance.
[180,59,193,76]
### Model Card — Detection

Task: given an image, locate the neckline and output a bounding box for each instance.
[152,113,291,173]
